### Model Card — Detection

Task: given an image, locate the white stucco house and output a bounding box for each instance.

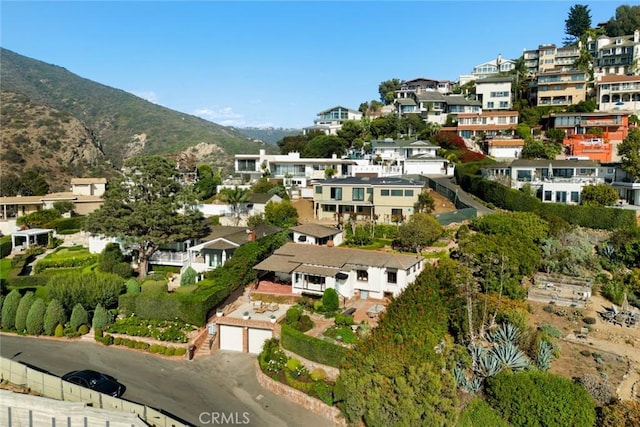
[290,223,343,246]
[253,242,424,300]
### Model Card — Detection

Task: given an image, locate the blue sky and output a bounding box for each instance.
[1,1,622,129]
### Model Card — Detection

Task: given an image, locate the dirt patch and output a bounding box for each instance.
[527,293,640,400]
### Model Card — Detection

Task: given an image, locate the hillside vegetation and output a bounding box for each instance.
[0,48,268,191]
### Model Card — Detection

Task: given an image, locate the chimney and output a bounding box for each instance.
[635,29,639,43]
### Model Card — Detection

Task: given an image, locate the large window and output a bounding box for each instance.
[391,189,403,196]
[330,187,342,200]
[315,186,323,194]
[387,271,397,284]
[236,159,256,172]
[357,270,368,282]
[571,191,580,203]
[352,187,365,201]
[381,189,390,196]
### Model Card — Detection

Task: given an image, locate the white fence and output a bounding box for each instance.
[0,357,189,427]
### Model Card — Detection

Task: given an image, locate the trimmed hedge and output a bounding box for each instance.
[0,236,12,259]
[34,254,98,273]
[458,170,637,230]
[8,275,48,288]
[281,324,348,368]
[48,216,86,232]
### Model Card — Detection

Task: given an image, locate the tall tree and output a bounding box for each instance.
[393,213,443,253]
[84,155,207,278]
[618,128,640,181]
[301,135,347,158]
[378,78,402,105]
[605,5,640,37]
[264,200,299,228]
[20,169,49,196]
[414,190,436,214]
[564,4,592,45]
[580,184,620,206]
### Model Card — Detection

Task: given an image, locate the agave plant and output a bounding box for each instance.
[536,340,553,371]
[490,342,530,372]
[487,323,520,346]
[476,351,502,378]
[468,343,487,373]
[465,376,482,393]
[453,365,468,389]
[599,244,616,261]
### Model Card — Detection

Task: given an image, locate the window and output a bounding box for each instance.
[330,187,342,200]
[367,188,373,194]
[236,159,256,172]
[387,271,397,284]
[352,187,365,201]
[357,270,368,282]
[499,101,509,108]
[308,275,325,285]
[391,189,403,196]
[297,235,307,242]
[556,191,567,203]
[487,102,494,109]
[404,190,414,197]
[544,191,552,201]
[315,186,322,194]
[381,189,390,196]
[571,191,580,203]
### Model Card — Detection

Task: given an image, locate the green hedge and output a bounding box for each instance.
[281,324,348,368]
[0,236,12,259]
[8,275,48,288]
[118,231,290,326]
[33,254,98,273]
[48,216,86,232]
[459,171,637,230]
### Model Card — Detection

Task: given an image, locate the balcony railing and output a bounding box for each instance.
[149,250,188,265]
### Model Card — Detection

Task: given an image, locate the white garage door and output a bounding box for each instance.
[248,328,272,354]
[219,325,244,352]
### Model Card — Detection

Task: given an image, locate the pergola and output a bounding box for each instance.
[11,228,53,251]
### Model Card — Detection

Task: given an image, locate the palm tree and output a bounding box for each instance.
[218,187,249,225]
[414,190,435,213]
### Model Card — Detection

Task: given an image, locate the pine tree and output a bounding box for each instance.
[14,292,36,333]
[44,299,67,335]
[26,299,46,335]
[1,289,21,330]
[69,303,89,331]
[92,303,111,330]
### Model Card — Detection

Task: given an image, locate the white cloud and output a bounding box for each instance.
[193,107,246,126]
[132,91,160,104]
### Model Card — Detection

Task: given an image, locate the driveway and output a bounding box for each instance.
[0,334,336,427]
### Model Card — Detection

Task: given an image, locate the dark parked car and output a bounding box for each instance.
[62,370,125,397]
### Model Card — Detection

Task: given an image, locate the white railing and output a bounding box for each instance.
[149,251,188,265]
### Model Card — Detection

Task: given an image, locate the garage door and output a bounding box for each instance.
[219,325,244,352]
[248,328,272,354]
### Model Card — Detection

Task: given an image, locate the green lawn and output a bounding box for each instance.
[46,245,90,259]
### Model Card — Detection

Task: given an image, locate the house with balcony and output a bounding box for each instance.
[234,149,355,183]
[458,54,517,85]
[291,223,343,246]
[610,167,640,206]
[596,74,640,114]
[253,242,424,299]
[0,178,107,236]
[482,159,603,204]
[456,111,519,139]
[445,95,482,116]
[370,139,440,162]
[149,224,283,274]
[536,70,587,107]
[313,176,424,223]
[475,76,514,110]
[545,111,630,162]
[395,78,453,99]
[302,106,362,136]
[588,29,640,77]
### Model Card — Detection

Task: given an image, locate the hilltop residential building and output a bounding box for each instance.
[484,138,526,160]
[596,74,640,114]
[290,223,344,246]
[234,149,355,183]
[253,242,424,299]
[445,95,482,116]
[588,29,640,77]
[482,159,603,204]
[458,54,517,85]
[370,139,440,162]
[302,106,362,136]
[313,176,424,223]
[475,76,514,110]
[536,69,587,107]
[395,78,453,98]
[523,44,581,76]
[545,111,631,162]
[456,111,519,139]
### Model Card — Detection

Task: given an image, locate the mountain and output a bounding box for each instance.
[0,48,271,191]
[232,127,302,145]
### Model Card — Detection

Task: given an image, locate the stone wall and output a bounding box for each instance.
[254,360,346,426]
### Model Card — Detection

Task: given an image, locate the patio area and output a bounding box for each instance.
[253,279,293,295]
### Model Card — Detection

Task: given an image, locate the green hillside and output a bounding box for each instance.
[0,47,266,170]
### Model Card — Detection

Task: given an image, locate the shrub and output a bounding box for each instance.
[78,324,89,335]
[25,298,46,335]
[539,324,562,339]
[149,344,160,353]
[310,368,326,382]
[313,300,324,312]
[286,307,301,323]
[583,317,596,325]
[165,347,176,356]
[0,236,12,259]
[54,324,64,337]
[43,299,67,336]
[125,278,141,294]
[335,314,354,326]
[15,291,36,333]
[598,400,640,427]
[175,347,187,356]
[92,303,111,329]
[580,349,592,357]
[181,267,197,286]
[95,327,104,338]
[309,381,334,406]
[457,398,510,427]
[1,289,22,330]
[69,303,89,331]
[48,272,125,313]
[281,325,347,368]
[322,288,339,312]
[486,371,596,427]
[286,358,302,373]
[297,315,314,332]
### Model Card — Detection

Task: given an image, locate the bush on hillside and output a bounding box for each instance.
[25,298,46,335]
[15,291,36,333]
[43,299,67,336]
[69,303,89,331]
[1,289,22,330]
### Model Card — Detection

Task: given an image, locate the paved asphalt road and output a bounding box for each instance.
[0,334,335,427]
